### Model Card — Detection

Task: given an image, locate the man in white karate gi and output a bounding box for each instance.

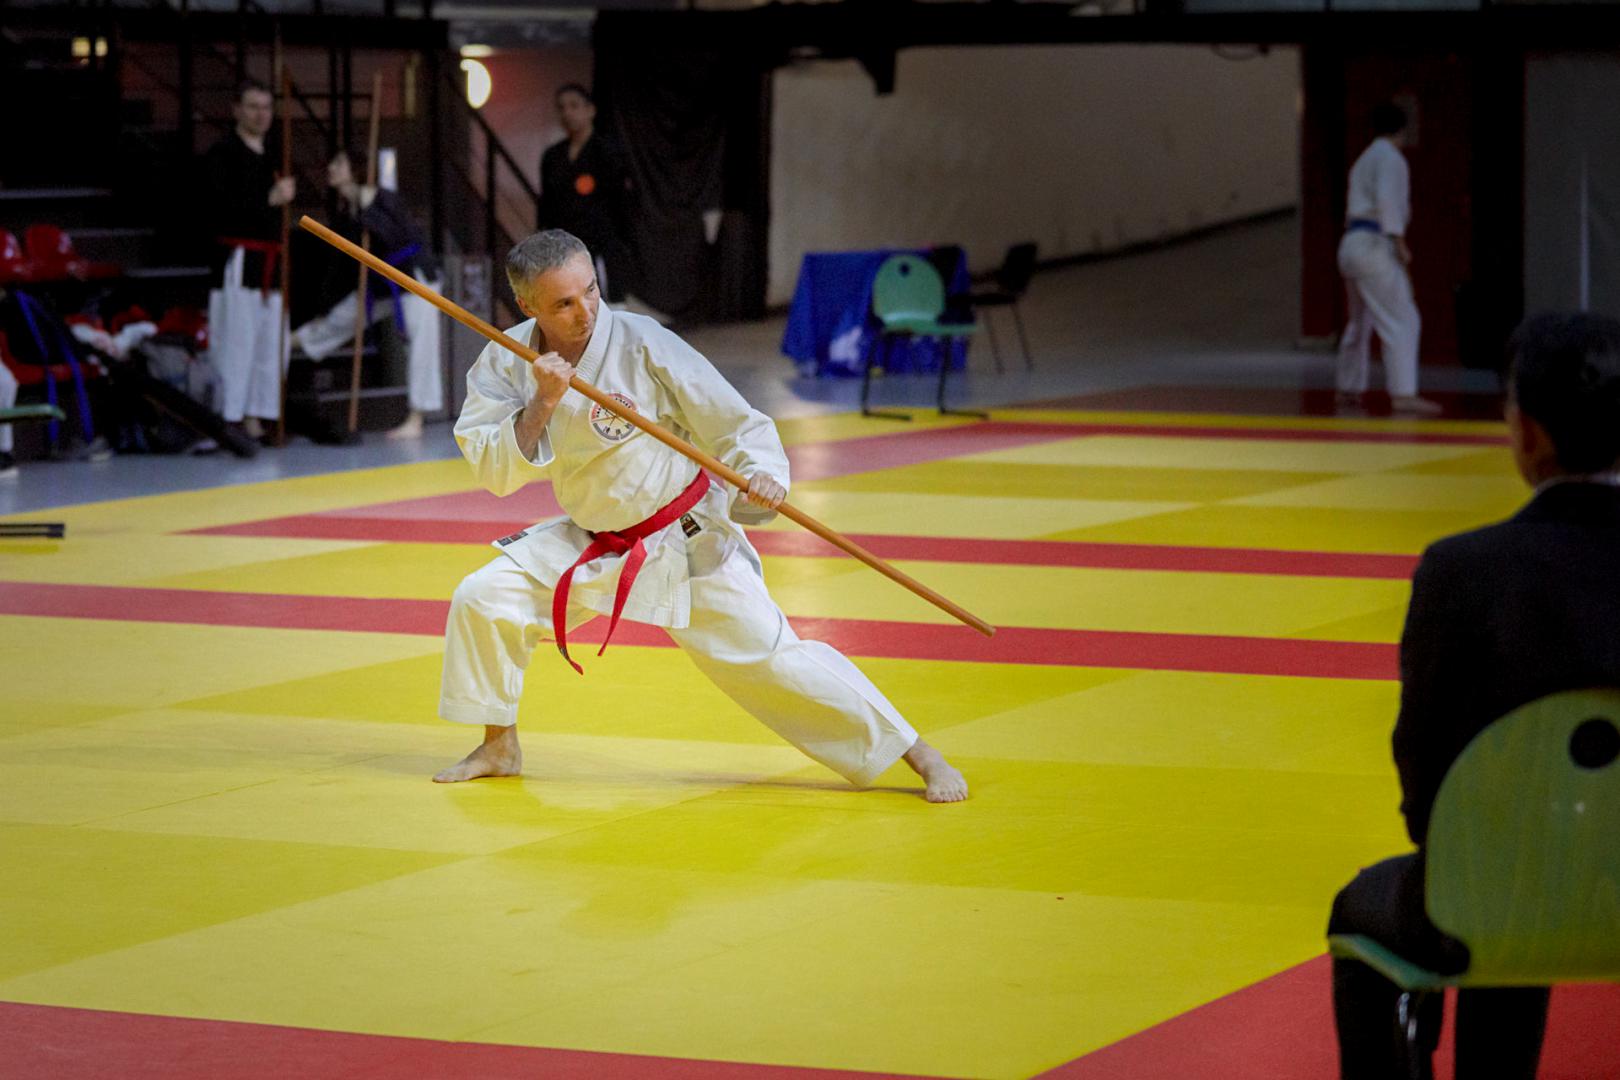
[433,229,968,802]
[1336,101,1440,416]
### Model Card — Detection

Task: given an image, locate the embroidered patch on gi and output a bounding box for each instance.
[496,530,528,546]
[589,393,639,443]
[680,514,702,538]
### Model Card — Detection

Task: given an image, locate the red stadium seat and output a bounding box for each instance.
[0,231,36,285]
[0,330,102,388]
[22,224,120,282]
[157,305,208,347]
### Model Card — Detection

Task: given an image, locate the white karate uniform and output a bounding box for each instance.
[207,246,290,422]
[290,274,445,413]
[0,360,17,454]
[439,303,919,787]
[1337,136,1421,398]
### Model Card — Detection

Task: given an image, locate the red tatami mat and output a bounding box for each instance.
[0,581,1399,679]
[1039,955,1620,1080]
[0,1002,949,1080]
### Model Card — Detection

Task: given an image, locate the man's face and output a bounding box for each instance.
[556,91,594,137]
[326,154,354,190]
[519,252,599,355]
[235,89,275,138]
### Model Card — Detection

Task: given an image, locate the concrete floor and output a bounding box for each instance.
[0,214,1497,517]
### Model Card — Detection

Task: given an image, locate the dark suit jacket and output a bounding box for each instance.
[1393,480,1620,845]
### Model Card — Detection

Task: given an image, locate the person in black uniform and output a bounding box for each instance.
[289,148,444,439]
[200,80,296,438]
[1328,310,1620,1078]
[536,83,633,302]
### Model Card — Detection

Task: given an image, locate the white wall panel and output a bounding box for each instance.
[769,45,1299,305]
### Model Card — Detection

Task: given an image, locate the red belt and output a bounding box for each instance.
[217,237,284,294]
[553,470,710,675]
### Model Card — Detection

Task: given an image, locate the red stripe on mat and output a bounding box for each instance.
[786,421,1502,485]
[1035,955,1620,1079]
[0,1001,942,1080]
[787,420,1081,480]
[186,517,1420,581]
[971,420,1505,447]
[735,533,1417,579]
[0,581,1398,679]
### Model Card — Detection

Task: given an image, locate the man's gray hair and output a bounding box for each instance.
[505,229,590,299]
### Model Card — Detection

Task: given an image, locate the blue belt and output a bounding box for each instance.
[364,243,422,338]
[1346,219,1382,235]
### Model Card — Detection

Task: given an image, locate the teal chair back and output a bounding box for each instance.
[872,254,945,327]
[1425,688,1620,985]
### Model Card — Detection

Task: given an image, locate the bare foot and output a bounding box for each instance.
[386,411,425,440]
[433,724,522,783]
[1391,395,1443,417]
[902,739,968,803]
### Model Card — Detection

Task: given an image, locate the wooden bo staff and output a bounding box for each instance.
[299,214,997,638]
[347,70,386,434]
[275,61,294,447]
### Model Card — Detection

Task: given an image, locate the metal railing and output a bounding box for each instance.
[432,64,539,325]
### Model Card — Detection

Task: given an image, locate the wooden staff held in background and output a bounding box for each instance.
[347,70,385,434]
[276,65,294,447]
[299,214,997,638]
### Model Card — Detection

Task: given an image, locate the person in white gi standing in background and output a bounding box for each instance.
[433,229,968,802]
[289,148,444,439]
[201,81,294,440]
[1336,101,1441,416]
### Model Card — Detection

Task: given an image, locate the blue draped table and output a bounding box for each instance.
[781,249,971,378]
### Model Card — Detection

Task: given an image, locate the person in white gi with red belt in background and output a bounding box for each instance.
[433,229,968,803]
[1336,101,1441,417]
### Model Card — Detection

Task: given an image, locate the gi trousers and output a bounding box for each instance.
[207,247,289,423]
[1337,230,1422,399]
[0,360,16,453]
[438,550,920,787]
[291,273,445,413]
[1329,855,1550,1079]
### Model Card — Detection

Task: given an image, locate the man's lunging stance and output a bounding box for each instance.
[433,230,968,803]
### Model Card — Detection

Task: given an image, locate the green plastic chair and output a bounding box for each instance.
[865,254,981,420]
[0,404,62,425]
[1329,688,1620,1072]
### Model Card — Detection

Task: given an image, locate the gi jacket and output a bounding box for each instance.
[454,303,790,629]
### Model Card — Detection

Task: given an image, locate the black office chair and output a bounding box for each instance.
[926,245,992,371]
[969,242,1037,371]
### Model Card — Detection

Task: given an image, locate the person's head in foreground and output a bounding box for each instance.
[506,229,599,356]
[1506,310,1620,488]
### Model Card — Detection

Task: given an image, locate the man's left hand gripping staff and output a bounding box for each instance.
[744,473,787,509]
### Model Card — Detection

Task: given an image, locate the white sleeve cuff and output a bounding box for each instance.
[727,481,785,526]
[501,409,555,471]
